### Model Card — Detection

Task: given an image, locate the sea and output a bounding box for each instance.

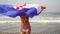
[0,12,60,34]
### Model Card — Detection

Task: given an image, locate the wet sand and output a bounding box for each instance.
[0,22,60,34]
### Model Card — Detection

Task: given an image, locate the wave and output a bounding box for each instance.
[0,17,60,23]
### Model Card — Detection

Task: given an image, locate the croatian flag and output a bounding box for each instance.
[0,4,42,18]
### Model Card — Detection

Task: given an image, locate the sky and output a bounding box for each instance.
[0,0,60,12]
[41,0,60,12]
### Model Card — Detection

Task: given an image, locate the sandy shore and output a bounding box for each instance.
[0,22,60,34]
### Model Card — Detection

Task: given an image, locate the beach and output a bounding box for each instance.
[0,21,60,34]
[0,17,60,34]
[0,0,60,34]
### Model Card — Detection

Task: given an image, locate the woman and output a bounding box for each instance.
[20,4,46,34]
[0,4,46,34]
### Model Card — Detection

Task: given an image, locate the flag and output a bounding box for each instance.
[0,4,37,18]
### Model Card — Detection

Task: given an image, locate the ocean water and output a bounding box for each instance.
[0,0,60,34]
[0,12,60,23]
[0,12,60,34]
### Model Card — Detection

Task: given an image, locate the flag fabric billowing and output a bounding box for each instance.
[0,4,37,18]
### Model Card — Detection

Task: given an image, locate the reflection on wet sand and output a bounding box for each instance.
[0,22,60,34]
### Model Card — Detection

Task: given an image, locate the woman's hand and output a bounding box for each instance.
[36,6,46,15]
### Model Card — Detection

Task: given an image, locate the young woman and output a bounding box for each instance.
[0,4,46,34]
[20,4,46,34]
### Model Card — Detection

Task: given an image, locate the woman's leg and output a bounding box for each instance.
[20,25,31,34]
[20,14,31,34]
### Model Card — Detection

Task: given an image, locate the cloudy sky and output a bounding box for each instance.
[0,0,60,12]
